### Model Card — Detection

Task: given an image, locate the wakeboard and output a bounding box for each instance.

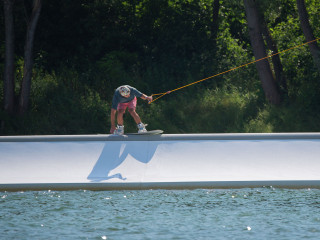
[126,130,163,135]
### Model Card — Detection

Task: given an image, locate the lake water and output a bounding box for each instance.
[1,188,320,239]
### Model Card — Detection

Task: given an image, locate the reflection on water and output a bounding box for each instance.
[1,188,320,239]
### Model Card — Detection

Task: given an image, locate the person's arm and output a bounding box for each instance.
[110,108,117,134]
[129,86,152,103]
[140,94,153,103]
[110,93,119,134]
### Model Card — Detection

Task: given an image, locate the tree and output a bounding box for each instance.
[296,0,320,74]
[256,4,287,96]
[19,0,42,114]
[3,0,15,114]
[2,0,42,115]
[211,0,220,39]
[243,0,281,105]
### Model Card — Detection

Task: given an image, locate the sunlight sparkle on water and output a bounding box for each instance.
[1,188,320,239]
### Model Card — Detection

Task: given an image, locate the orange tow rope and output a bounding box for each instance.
[149,37,320,104]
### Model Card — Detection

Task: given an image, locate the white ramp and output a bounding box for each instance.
[0,133,320,191]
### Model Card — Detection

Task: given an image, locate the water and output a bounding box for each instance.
[1,188,320,239]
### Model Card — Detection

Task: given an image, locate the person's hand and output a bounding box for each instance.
[110,126,116,134]
[146,96,153,103]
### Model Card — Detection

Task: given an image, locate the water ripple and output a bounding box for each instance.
[1,188,320,239]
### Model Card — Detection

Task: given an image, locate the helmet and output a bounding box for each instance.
[119,86,130,97]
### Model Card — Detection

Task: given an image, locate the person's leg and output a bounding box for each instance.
[128,108,142,124]
[127,97,141,124]
[117,109,126,125]
[128,108,147,132]
[113,108,126,135]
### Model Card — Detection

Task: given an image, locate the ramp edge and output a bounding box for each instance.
[1,180,320,192]
[1,132,320,142]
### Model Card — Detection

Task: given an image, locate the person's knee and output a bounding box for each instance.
[118,109,125,115]
[128,108,137,115]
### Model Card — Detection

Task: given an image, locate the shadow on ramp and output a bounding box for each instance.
[87,141,158,182]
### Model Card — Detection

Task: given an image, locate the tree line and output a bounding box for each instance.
[0,0,319,134]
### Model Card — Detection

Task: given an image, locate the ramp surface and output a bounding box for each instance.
[1,133,320,191]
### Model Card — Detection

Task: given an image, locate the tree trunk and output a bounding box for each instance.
[296,0,320,73]
[3,0,15,114]
[18,0,42,115]
[244,0,281,105]
[211,0,220,36]
[258,11,288,96]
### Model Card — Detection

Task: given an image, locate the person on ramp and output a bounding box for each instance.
[110,85,152,135]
